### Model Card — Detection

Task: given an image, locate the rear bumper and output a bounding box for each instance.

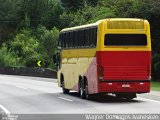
[99,81,150,93]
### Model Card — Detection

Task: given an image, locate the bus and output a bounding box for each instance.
[57,18,151,100]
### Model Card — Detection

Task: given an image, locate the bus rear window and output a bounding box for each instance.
[104,34,147,46]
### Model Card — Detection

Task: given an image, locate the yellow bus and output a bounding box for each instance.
[57,18,151,100]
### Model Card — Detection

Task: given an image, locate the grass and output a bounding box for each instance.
[151,81,160,91]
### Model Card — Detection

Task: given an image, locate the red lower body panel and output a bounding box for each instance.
[99,82,150,93]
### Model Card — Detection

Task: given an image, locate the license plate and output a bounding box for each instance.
[122,84,130,88]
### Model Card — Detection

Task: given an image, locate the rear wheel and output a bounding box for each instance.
[61,78,69,94]
[79,78,92,100]
[79,80,85,99]
[85,82,91,100]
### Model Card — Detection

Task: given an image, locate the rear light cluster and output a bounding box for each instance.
[148,76,152,80]
[147,65,151,80]
[99,65,104,80]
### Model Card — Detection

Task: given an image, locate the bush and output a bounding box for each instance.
[0,44,22,67]
[152,54,160,80]
[10,29,41,67]
[9,26,59,69]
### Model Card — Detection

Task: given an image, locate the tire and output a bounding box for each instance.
[61,80,69,94]
[78,80,81,95]
[79,80,86,99]
[79,78,92,100]
[85,82,91,100]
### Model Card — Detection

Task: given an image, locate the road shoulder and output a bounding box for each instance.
[138,91,160,102]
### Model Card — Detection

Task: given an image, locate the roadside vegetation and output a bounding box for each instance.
[151,81,160,91]
[0,0,160,81]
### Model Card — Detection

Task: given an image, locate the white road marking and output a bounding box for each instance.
[59,97,73,102]
[0,104,10,114]
[15,86,28,90]
[138,97,160,103]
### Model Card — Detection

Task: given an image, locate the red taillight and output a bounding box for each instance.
[99,65,104,80]
[147,65,151,80]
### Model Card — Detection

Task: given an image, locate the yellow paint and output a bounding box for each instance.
[58,48,96,89]
[57,18,151,90]
[99,19,151,51]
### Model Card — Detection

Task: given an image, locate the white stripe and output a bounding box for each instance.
[0,104,10,114]
[15,86,28,90]
[59,97,73,102]
[138,97,160,103]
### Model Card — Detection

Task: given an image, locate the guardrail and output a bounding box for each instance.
[0,67,57,78]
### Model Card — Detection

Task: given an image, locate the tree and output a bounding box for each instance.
[61,0,86,11]
[10,29,40,67]
[86,0,99,6]
[59,4,115,28]
[137,0,160,54]
[0,44,21,67]
[36,26,59,68]
[0,0,19,41]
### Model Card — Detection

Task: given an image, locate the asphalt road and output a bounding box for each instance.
[0,75,160,119]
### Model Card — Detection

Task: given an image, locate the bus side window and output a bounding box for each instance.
[85,29,90,47]
[66,33,69,48]
[79,30,81,47]
[90,28,94,47]
[88,28,92,47]
[60,33,63,48]
[93,28,97,46]
[63,33,66,48]
[82,30,85,47]
[73,31,75,48]
[76,31,79,48]
[84,29,86,47]
[78,30,81,48]
[79,30,83,47]
[59,33,62,47]
[75,31,78,47]
[68,32,71,48]
[77,30,81,48]
[67,32,69,48]
[70,32,73,48]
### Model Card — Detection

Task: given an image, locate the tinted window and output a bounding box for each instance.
[104,34,147,46]
[77,30,81,47]
[81,30,85,47]
[73,31,76,47]
[63,33,66,48]
[75,31,78,47]
[70,32,73,48]
[85,29,90,47]
[59,33,62,47]
[65,33,68,48]
[90,28,93,46]
[59,26,98,49]
[68,32,71,48]
[93,28,97,46]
